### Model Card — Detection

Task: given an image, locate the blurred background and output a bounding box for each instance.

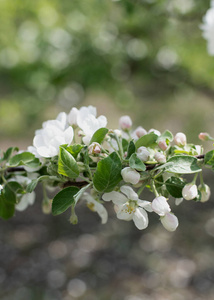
[1,0,214,299]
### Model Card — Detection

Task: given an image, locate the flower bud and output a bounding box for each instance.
[119,116,132,130]
[175,198,183,206]
[137,146,150,162]
[198,132,210,141]
[135,126,147,138]
[154,152,166,164]
[68,107,79,126]
[152,196,171,216]
[158,140,168,151]
[42,199,52,214]
[174,132,186,146]
[161,212,179,232]
[114,129,122,137]
[121,167,140,185]
[182,183,198,200]
[198,184,211,202]
[88,142,101,155]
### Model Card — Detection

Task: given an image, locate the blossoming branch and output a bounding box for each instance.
[0,105,213,232]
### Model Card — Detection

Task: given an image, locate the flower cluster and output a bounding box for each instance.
[0,105,213,232]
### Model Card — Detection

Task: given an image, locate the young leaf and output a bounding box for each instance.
[165,155,202,174]
[9,152,40,167]
[158,130,173,143]
[135,132,158,149]
[93,152,122,193]
[165,177,186,198]
[58,147,79,178]
[0,147,19,162]
[65,144,84,159]
[90,128,108,144]
[52,186,79,215]
[129,153,146,171]
[204,150,214,166]
[3,182,23,204]
[126,141,136,159]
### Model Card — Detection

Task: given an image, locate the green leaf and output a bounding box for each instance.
[90,128,108,144]
[74,183,91,204]
[0,147,19,162]
[58,147,79,178]
[9,152,40,167]
[52,186,79,215]
[165,155,202,174]
[93,152,122,193]
[126,141,136,159]
[135,132,158,149]
[3,182,23,204]
[158,130,173,143]
[26,175,62,193]
[0,193,15,220]
[165,177,186,198]
[122,138,129,152]
[65,144,84,159]
[204,150,214,166]
[129,153,146,171]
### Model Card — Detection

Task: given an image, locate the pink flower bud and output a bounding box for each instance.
[135,126,147,138]
[119,116,132,130]
[137,146,150,162]
[161,212,179,232]
[121,167,140,185]
[182,183,198,200]
[88,142,101,155]
[174,132,187,146]
[198,184,211,202]
[198,132,210,141]
[158,140,168,151]
[152,196,171,216]
[154,152,166,164]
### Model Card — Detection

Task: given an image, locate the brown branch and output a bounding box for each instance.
[62,181,89,189]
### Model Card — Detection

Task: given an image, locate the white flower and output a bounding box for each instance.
[137,146,150,162]
[154,152,166,164]
[88,142,101,155]
[121,167,140,185]
[201,2,214,56]
[182,183,198,200]
[160,212,179,232]
[152,196,171,216]
[28,112,74,158]
[81,192,108,224]
[67,107,79,126]
[75,106,107,145]
[198,184,211,202]
[102,185,152,230]
[174,132,186,147]
[16,192,36,211]
[119,115,132,130]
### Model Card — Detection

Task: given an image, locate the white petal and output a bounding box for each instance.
[56,112,67,129]
[120,185,138,201]
[116,203,134,221]
[102,191,127,205]
[93,201,108,224]
[63,126,74,145]
[152,196,171,216]
[133,207,148,230]
[33,135,45,148]
[161,212,179,232]
[138,200,153,212]
[16,192,35,211]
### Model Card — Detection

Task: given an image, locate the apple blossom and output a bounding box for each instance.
[119,115,132,130]
[198,184,211,202]
[132,126,147,139]
[102,185,152,230]
[174,132,186,147]
[16,192,36,211]
[158,140,168,151]
[154,152,166,164]
[198,132,210,141]
[160,212,179,232]
[121,167,140,185]
[28,112,74,158]
[137,146,150,162]
[82,192,108,224]
[182,183,198,200]
[152,196,171,216]
[88,142,102,155]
